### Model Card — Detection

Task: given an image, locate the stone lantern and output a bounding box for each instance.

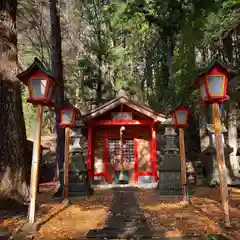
[163,127,178,155]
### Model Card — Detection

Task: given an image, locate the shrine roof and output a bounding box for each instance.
[81,95,167,123]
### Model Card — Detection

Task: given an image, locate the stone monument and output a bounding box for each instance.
[68,126,92,196]
[158,127,182,195]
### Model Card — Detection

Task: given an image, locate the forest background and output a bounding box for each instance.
[1,0,240,202]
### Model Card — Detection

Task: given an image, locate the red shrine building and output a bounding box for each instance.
[75,95,167,186]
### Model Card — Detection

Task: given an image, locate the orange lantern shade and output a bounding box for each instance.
[17,57,59,107]
[193,60,236,104]
[170,105,192,128]
[59,105,76,128]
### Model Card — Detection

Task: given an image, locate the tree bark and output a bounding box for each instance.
[228,100,240,178]
[0,0,30,203]
[50,0,65,195]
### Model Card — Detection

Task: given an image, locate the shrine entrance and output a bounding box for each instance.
[79,95,167,186]
[108,138,135,184]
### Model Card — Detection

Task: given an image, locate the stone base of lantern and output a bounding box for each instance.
[158,171,182,195]
[157,153,183,195]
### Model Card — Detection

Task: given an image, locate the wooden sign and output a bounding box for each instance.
[111,112,132,120]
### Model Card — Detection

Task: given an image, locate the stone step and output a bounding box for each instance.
[68,190,93,197]
[86,226,153,239]
[159,189,194,196]
[196,175,207,186]
[68,182,90,192]
[229,188,240,200]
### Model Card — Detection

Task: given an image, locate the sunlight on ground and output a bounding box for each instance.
[35,190,113,239]
[135,189,240,240]
[37,204,109,239]
[142,203,185,211]
[164,229,185,238]
[0,219,25,235]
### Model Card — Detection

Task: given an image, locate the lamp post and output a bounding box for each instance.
[17,57,59,228]
[170,105,191,203]
[194,60,233,227]
[59,104,76,202]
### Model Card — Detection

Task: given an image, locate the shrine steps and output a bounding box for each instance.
[68,182,93,197]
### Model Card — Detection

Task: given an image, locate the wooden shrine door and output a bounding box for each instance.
[108,138,135,184]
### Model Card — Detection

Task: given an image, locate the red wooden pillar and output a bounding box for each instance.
[134,129,138,183]
[105,130,109,183]
[152,124,158,182]
[87,127,92,182]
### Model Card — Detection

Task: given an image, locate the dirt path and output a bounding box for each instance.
[87,187,153,239]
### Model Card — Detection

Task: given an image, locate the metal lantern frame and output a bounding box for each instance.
[17,57,59,107]
[27,76,57,106]
[170,105,192,129]
[198,74,228,105]
[193,61,237,105]
[59,105,76,128]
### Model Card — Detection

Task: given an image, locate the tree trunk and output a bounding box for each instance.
[0,0,30,203]
[228,100,240,178]
[166,35,174,88]
[223,33,233,63]
[50,0,65,195]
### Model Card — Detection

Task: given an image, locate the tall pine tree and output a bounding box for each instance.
[0,0,30,203]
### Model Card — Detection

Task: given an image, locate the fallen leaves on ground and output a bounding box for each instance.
[135,187,240,240]
[2,187,240,239]
[35,189,113,239]
[0,218,25,236]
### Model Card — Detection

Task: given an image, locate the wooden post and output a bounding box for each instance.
[105,131,109,183]
[152,124,158,182]
[119,126,125,181]
[63,127,70,200]
[179,128,188,202]
[87,127,92,182]
[28,104,43,224]
[212,103,231,226]
[134,129,138,183]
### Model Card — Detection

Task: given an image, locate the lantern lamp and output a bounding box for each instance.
[170,105,192,128]
[193,60,236,104]
[17,57,59,107]
[59,105,76,128]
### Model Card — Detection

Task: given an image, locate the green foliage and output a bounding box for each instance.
[19,0,240,139]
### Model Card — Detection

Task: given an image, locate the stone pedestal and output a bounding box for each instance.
[206,125,233,186]
[158,170,182,195]
[68,127,92,196]
[158,127,182,195]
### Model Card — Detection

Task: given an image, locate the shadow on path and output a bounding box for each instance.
[87,187,153,239]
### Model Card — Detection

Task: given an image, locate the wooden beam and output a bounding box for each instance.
[93,173,105,176]
[139,172,153,176]
[90,120,153,126]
